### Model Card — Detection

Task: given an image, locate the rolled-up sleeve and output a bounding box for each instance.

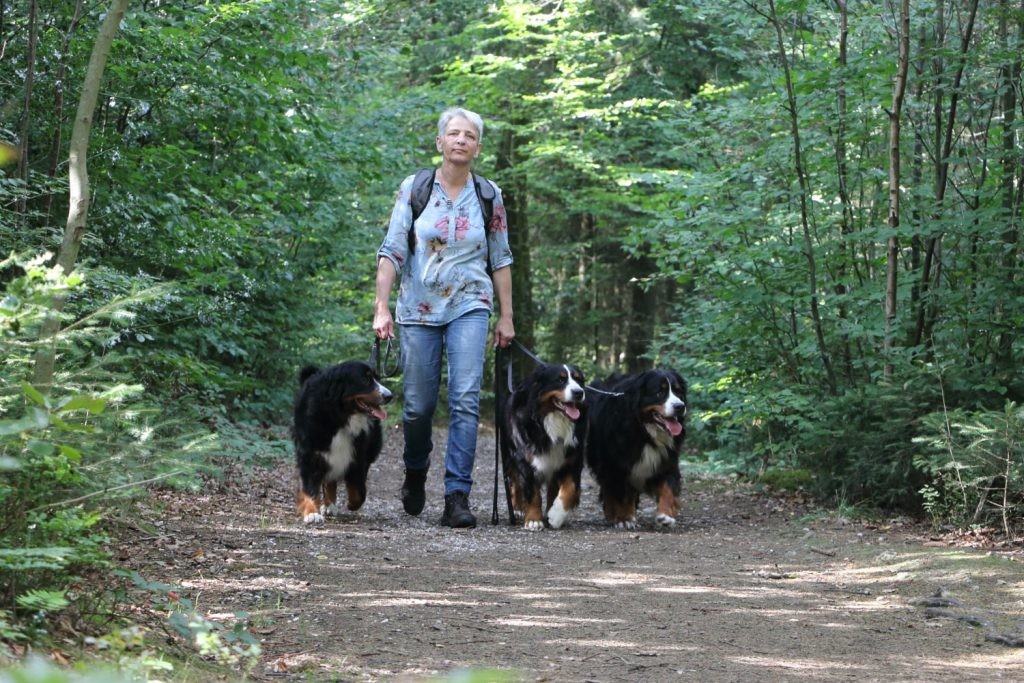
[487,184,514,272]
[377,175,416,272]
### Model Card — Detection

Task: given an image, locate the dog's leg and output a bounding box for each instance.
[297,476,325,525]
[653,480,679,527]
[546,473,579,529]
[322,480,339,517]
[603,494,638,530]
[523,485,545,531]
[345,479,366,511]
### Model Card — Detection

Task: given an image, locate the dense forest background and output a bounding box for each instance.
[1,0,1022,663]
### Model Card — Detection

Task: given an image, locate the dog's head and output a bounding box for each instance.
[529,363,587,421]
[631,368,687,438]
[307,360,394,421]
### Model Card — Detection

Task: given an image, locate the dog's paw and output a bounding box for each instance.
[655,513,677,528]
[524,519,544,531]
[323,503,341,517]
[546,500,569,529]
[613,517,638,530]
[303,512,325,525]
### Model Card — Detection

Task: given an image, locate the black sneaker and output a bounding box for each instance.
[400,469,427,516]
[441,491,477,528]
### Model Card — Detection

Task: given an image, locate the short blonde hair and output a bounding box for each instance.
[437,107,484,141]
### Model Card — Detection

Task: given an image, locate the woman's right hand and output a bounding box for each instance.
[373,305,394,340]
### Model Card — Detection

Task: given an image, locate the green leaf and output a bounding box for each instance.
[57,444,83,462]
[20,382,49,409]
[56,395,108,415]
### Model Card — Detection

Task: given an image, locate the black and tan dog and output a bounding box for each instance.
[585,368,687,529]
[500,363,587,530]
[292,360,392,524]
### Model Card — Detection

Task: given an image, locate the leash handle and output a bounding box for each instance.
[369,336,401,378]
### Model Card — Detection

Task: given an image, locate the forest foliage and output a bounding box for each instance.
[1,0,1022,666]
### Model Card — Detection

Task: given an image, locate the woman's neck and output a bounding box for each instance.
[438,163,471,197]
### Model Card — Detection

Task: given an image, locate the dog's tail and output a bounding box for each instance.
[298,365,319,385]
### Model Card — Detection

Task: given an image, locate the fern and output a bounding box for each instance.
[15,588,70,613]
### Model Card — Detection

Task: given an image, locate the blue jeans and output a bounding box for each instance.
[399,309,489,496]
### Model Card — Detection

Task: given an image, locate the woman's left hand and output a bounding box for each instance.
[493,316,515,349]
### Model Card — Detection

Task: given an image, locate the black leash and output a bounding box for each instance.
[369,336,401,378]
[492,345,516,526]
[507,338,624,397]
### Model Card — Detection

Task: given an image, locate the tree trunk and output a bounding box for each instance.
[624,254,656,373]
[995,0,1022,365]
[16,0,38,217]
[42,0,85,221]
[32,0,130,391]
[883,0,910,380]
[832,0,855,384]
[495,126,534,384]
[767,0,836,394]
[912,0,979,348]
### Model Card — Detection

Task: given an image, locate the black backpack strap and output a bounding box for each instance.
[408,168,436,252]
[472,173,496,276]
[471,173,495,227]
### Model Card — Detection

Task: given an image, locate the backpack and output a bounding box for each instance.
[407,168,496,255]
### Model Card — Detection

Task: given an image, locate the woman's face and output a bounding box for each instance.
[436,115,481,165]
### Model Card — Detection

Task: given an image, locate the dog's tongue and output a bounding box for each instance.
[370,406,387,421]
[562,403,581,421]
[664,417,683,437]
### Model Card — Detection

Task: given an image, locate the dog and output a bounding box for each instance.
[292,360,393,524]
[585,368,687,529]
[500,363,588,530]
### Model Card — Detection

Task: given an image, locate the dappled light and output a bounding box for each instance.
[109,453,1024,681]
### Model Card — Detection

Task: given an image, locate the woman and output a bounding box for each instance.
[373,106,515,528]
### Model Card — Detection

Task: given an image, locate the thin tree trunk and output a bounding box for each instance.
[832,0,854,385]
[995,0,1022,364]
[42,0,85,221]
[625,254,655,373]
[884,0,910,380]
[495,126,533,384]
[913,0,980,348]
[16,0,38,217]
[32,0,130,391]
[766,0,837,394]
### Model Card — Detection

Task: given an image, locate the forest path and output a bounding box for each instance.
[122,427,1024,682]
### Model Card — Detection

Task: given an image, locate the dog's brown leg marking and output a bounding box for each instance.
[655,480,679,518]
[346,481,365,511]
[603,495,636,525]
[323,480,338,513]
[297,490,321,520]
[524,489,544,526]
[554,474,579,512]
[509,480,523,513]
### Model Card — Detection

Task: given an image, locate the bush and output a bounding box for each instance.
[914,401,1024,536]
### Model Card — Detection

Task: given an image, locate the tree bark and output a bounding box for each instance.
[995,0,1022,365]
[42,0,85,221]
[767,0,837,394]
[16,0,38,217]
[495,126,534,384]
[832,0,855,384]
[912,0,980,348]
[883,0,910,380]
[32,0,130,391]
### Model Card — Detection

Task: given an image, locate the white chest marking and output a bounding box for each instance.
[321,414,372,479]
[520,412,577,482]
[631,441,667,489]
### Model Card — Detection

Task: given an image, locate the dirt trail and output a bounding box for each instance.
[123,427,1024,682]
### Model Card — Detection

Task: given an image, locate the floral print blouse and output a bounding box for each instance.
[377,172,513,326]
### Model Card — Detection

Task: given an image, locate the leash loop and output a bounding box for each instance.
[369,336,401,378]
